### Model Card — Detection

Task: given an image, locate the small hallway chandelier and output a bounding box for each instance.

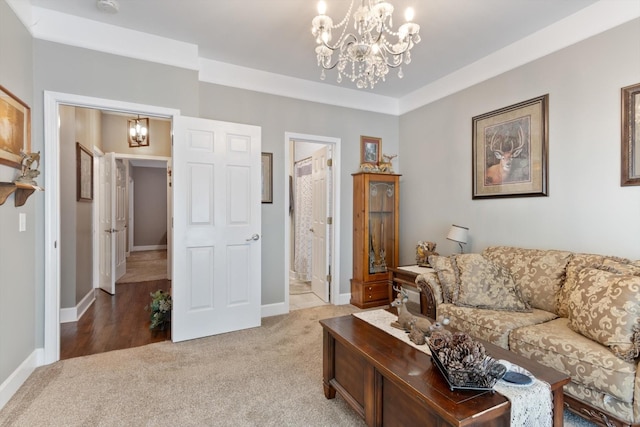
[128,115,149,147]
[311,0,421,89]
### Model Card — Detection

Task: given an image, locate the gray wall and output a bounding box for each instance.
[399,18,640,261]
[102,114,171,157]
[131,166,167,247]
[58,106,98,309]
[197,83,400,305]
[0,0,36,387]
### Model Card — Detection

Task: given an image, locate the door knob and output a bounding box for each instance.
[246,234,260,241]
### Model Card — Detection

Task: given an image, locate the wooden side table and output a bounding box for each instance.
[388,265,436,318]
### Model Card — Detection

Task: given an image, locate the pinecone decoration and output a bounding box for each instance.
[428,331,504,388]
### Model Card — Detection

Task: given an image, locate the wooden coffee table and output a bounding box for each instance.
[320,314,570,427]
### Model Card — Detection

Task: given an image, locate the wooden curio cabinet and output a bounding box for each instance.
[351,172,400,308]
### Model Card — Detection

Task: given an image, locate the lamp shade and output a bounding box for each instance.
[446,224,469,244]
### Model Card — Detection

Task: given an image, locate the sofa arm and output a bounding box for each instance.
[415,272,443,319]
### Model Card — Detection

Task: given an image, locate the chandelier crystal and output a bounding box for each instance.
[311,0,420,89]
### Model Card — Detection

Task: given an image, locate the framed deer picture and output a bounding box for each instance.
[472,95,548,199]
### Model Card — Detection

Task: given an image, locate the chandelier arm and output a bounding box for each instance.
[320,31,358,52]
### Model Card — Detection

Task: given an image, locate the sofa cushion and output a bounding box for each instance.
[437,303,557,349]
[564,382,634,425]
[509,318,636,404]
[428,255,457,303]
[482,246,572,314]
[567,267,640,362]
[556,253,636,318]
[452,254,531,312]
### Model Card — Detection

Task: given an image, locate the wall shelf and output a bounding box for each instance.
[0,182,43,207]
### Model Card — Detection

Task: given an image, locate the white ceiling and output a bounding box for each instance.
[27,0,610,100]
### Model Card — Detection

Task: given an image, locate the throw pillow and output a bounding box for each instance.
[482,246,572,313]
[428,255,457,303]
[568,267,640,362]
[452,254,531,312]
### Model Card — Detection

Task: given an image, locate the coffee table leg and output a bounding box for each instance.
[552,389,564,427]
[323,329,336,399]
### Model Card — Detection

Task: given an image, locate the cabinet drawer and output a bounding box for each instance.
[363,283,388,301]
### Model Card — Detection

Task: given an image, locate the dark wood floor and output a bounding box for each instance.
[60,279,171,360]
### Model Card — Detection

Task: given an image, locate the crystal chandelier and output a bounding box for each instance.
[311,0,420,89]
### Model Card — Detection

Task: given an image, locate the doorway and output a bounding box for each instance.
[58,106,172,358]
[43,91,180,364]
[284,132,341,312]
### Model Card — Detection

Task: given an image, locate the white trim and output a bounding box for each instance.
[60,289,96,323]
[198,58,399,115]
[10,0,637,116]
[261,302,288,318]
[132,245,168,252]
[399,0,640,114]
[11,4,199,71]
[284,132,341,313]
[43,90,180,365]
[335,292,353,306]
[0,349,42,411]
[91,148,105,290]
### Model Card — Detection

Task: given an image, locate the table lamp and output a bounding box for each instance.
[446,224,469,253]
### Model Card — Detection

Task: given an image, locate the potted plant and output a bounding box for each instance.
[146,289,172,331]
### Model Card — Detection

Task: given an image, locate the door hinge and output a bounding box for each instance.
[327,216,332,225]
[326,274,332,284]
[327,158,332,167]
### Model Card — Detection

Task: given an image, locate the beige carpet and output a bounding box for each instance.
[0,305,596,426]
[116,250,167,283]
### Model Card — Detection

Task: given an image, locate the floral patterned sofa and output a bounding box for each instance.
[416,246,640,427]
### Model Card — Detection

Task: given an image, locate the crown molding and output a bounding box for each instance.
[7,2,200,70]
[6,0,639,117]
[398,0,640,115]
[198,59,399,115]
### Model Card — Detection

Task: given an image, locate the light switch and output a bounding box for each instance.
[19,213,26,232]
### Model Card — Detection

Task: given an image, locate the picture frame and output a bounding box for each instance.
[360,136,381,165]
[621,82,640,186]
[261,152,273,203]
[77,142,93,201]
[472,95,549,199]
[0,85,31,169]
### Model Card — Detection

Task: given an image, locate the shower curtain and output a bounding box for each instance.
[293,158,313,281]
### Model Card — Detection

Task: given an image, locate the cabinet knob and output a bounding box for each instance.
[368,286,372,290]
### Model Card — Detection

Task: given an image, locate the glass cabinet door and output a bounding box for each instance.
[367,178,395,275]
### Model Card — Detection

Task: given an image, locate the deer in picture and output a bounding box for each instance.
[485,126,525,185]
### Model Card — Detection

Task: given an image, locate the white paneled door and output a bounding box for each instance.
[98,154,113,295]
[114,158,127,281]
[99,154,128,294]
[311,145,329,302]
[172,117,262,342]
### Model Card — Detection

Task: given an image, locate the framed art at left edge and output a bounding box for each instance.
[0,85,31,169]
[77,142,93,201]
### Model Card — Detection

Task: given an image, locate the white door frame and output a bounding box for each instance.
[283,132,341,311]
[43,90,179,364]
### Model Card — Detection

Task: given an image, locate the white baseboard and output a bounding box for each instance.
[60,289,96,323]
[261,302,288,318]
[0,348,43,411]
[336,292,352,306]
[132,245,167,252]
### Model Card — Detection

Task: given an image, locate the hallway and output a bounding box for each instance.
[60,250,170,359]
